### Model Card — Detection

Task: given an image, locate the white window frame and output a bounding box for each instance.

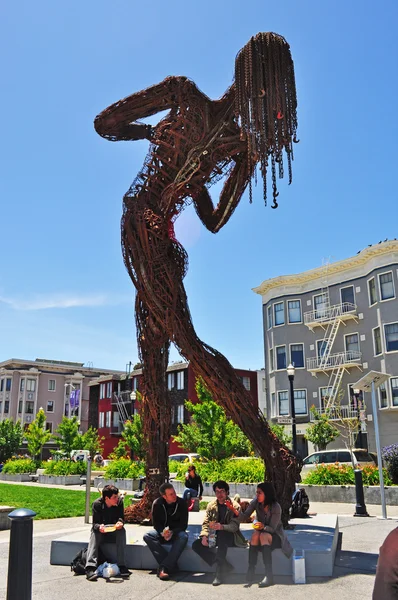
[267,305,273,329]
[367,276,377,306]
[313,292,329,318]
[378,270,395,302]
[270,392,276,418]
[344,332,360,354]
[372,326,383,356]
[340,284,355,306]
[176,371,184,390]
[287,299,302,324]
[269,348,274,372]
[99,412,105,428]
[378,382,389,409]
[319,386,332,411]
[273,301,285,327]
[177,404,184,424]
[167,372,174,390]
[289,342,305,369]
[390,377,398,408]
[294,389,308,416]
[99,383,105,399]
[106,411,111,427]
[132,376,138,391]
[48,379,56,392]
[5,378,12,392]
[316,339,328,359]
[106,382,112,398]
[384,321,398,353]
[275,345,287,371]
[277,390,289,416]
[20,379,25,392]
[46,400,54,413]
[26,379,36,392]
[18,399,23,414]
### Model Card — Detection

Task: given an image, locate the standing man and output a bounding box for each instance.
[144,483,188,580]
[192,480,246,586]
[373,526,398,599]
[85,485,131,581]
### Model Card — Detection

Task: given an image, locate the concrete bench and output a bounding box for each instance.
[0,506,15,530]
[50,514,338,577]
[29,469,45,482]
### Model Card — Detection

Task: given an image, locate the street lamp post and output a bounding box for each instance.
[287,363,297,456]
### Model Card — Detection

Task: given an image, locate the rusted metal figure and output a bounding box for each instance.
[95,32,301,524]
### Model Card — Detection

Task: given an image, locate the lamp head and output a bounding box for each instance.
[287,363,295,378]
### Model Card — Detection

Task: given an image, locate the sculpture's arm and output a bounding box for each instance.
[94,76,191,142]
[193,153,251,233]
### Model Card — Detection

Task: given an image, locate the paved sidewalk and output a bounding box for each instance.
[0,505,397,600]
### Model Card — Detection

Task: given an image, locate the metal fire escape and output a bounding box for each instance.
[111,391,133,434]
[304,263,362,417]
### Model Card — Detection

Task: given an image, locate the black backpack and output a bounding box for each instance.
[71,546,106,575]
[290,488,310,518]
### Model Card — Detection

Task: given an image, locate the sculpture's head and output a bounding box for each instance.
[234,32,298,207]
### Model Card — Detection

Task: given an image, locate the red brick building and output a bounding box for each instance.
[88,361,259,458]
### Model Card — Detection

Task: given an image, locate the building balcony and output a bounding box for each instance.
[304,302,357,330]
[310,404,361,422]
[307,351,362,373]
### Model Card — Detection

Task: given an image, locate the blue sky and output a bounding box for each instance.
[1,0,397,372]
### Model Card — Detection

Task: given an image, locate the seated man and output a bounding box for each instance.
[143,483,188,580]
[192,480,246,586]
[85,484,131,581]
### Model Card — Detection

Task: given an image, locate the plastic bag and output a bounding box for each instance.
[96,562,120,578]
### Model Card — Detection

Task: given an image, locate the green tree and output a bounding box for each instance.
[122,414,145,460]
[25,408,52,464]
[109,439,129,460]
[76,427,104,458]
[270,423,293,447]
[0,419,24,463]
[53,416,80,456]
[172,378,253,460]
[305,405,340,451]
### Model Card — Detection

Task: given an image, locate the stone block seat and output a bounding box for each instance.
[0,506,15,530]
[50,514,338,577]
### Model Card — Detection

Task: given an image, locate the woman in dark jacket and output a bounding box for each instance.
[237,481,293,587]
[182,464,203,506]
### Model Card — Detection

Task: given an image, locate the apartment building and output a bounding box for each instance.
[0,358,124,437]
[88,361,260,457]
[253,240,398,458]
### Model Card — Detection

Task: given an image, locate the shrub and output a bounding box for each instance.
[3,458,37,474]
[302,463,393,486]
[382,444,398,484]
[42,460,86,476]
[104,459,145,480]
[173,458,265,484]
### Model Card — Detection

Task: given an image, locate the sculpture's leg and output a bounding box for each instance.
[124,294,171,524]
[167,281,300,525]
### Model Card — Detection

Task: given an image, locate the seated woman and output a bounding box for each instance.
[237,482,293,587]
[182,464,203,509]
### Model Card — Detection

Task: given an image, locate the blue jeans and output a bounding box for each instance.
[143,529,188,572]
[182,488,198,501]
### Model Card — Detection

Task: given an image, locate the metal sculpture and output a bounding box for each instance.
[95,32,301,524]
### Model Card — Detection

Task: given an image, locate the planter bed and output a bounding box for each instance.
[93,477,140,491]
[300,484,398,505]
[172,480,258,498]
[0,473,32,483]
[38,475,83,486]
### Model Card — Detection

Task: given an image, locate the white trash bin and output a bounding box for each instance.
[292,549,306,584]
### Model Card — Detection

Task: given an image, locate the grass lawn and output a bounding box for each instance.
[0,483,107,520]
